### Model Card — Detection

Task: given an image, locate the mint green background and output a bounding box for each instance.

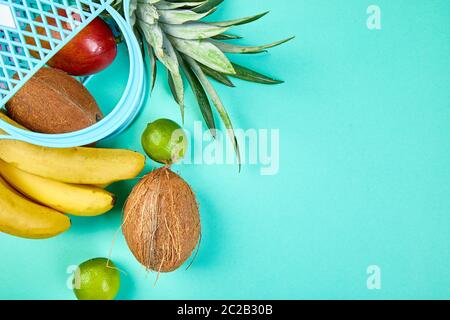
[1,0,449,299]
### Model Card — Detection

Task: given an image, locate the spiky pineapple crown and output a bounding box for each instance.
[112,0,293,162]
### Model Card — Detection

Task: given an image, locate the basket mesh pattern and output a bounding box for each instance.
[0,0,113,106]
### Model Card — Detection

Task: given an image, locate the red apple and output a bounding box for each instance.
[27,10,117,76]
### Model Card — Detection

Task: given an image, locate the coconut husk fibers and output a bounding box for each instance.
[6,67,103,134]
[123,167,201,273]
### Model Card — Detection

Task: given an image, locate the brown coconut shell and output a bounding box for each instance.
[6,67,103,134]
[123,167,201,273]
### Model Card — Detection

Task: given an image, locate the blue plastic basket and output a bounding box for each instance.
[0,0,144,147]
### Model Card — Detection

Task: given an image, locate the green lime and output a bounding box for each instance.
[141,119,188,164]
[73,258,120,300]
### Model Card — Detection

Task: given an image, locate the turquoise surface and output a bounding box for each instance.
[1,0,449,299]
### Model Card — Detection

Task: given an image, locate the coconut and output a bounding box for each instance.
[123,167,201,273]
[6,67,103,134]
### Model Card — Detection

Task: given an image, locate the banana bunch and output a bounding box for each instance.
[0,114,146,239]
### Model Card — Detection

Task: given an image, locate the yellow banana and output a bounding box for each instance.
[0,140,145,184]
[0,160,116,216]
[0,176,70,239]
[0,112,144,185]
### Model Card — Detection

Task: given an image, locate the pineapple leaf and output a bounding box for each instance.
[138,0,167,4]
[155,1,206,10]
[136,3,160,25]
[158,8,214,24]
[168,69,185,121]
[138,20,164,57]
[209,36,295,54]
[211,11,269,27]
[161,22,230,40]
[140,22,181,75]
[185,56,241,168]
[169,36,235,74]
[143,34,157,92]
[212,33,242,40]
[230,62,284,85]
[193,0,224,13]
[179,58,217,135]
[112,0,124,12]
[199,64,235,87]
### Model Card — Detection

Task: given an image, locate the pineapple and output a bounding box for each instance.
[112,0,293,162]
